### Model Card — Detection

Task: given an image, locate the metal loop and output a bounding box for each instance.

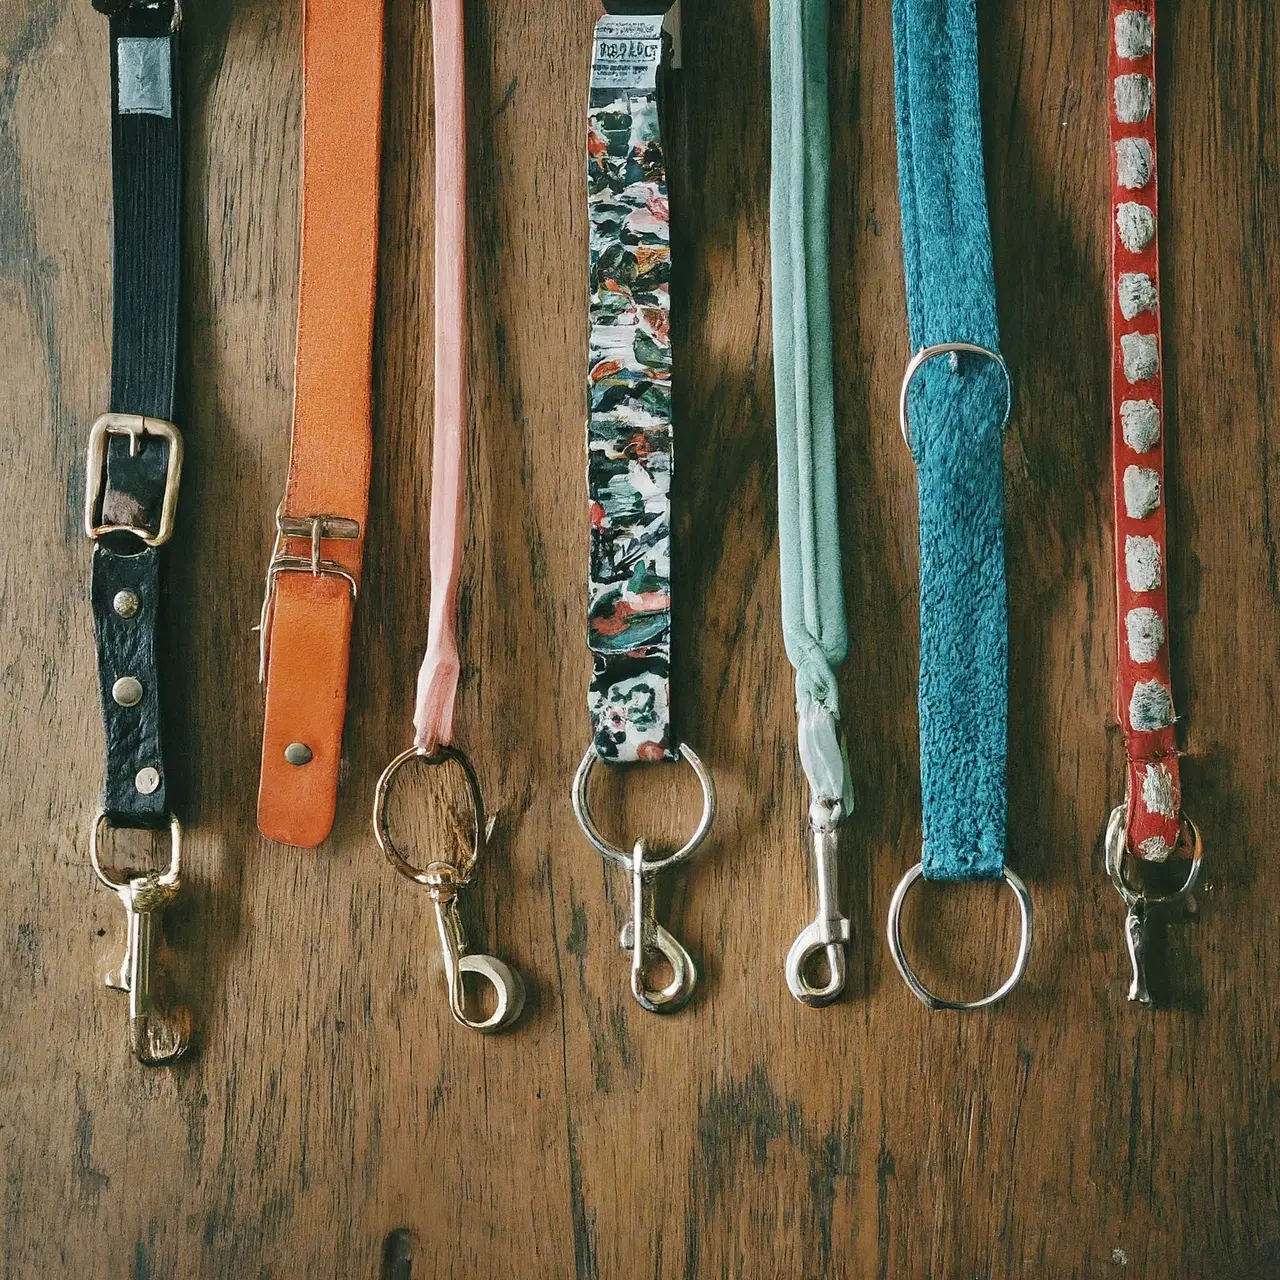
[373,744,486,886]
[785,820,850,1007]
[886,862,1034,1010]
[899,342,1013,451]
[571,741,716,875]
[89,811,182,893]
[1104,803,1203,909]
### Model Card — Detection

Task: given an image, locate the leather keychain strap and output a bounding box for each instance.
[257,0,385,847]
[87,0,182,826]
[1108,0,1181,862]
[885,0,1032,1010]
[770,0,854,1007]
[85,0,190,1065]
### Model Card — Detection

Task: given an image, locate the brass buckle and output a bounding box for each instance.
[257,510,360,680]
[84,413,183,547]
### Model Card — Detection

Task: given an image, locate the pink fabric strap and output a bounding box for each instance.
[412,0,468,753]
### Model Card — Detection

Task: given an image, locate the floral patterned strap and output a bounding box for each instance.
[586,12,674,764]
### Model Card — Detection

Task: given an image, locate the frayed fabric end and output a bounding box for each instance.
[797,693,853,825]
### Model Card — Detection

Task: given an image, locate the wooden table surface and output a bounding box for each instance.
[3,0,1278,1275]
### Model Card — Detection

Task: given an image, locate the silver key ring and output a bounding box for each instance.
[571,740,716,875]
[886,861,1034,1010]
[899,341,1013,451]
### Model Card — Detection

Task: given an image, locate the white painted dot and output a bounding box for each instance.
[1126,535,1162,591]
[1138,835,1172,862]
[1142,763,1177,818]
[1123,465,1162,519]
[1116,137,1154,189]
[1114,74,1153,123]
[1117,202,1156,252]
[1122,332,1160,383]
[1118,272,1158,320]
[1130,679,1174,731]
[1125,606,1166,662]
[1115,11,1153,60]
[1121,399,1161,452]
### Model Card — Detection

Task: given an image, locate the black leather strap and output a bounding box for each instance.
[88,0,182,825]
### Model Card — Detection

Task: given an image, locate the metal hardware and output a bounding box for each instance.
[284,742,313,766]
[134,767,160,795]
[89,812,191,1064]
[374,745,524,1033]
[899,342,1013,451]
[84,413,183,546]
[112,590,140,618]
[785,809,850,1006]
[886,861,1034,1010]
[112,676,143,707]
[257,510,361,681]
[620,840,698,1013]
[1104,802,1203,1006]
[572,741,715,1013]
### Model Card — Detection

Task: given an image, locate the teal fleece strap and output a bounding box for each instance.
[770,0,852,818]
[894,0,1007,880]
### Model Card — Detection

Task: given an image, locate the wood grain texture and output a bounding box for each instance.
[2,0,1278,1274]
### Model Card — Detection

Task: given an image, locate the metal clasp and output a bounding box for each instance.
[89,812,191,1065]
[374,745,525,1034]
[84,413,184,546]
[785,807,850,1006]
[1103,803,1203,1006]
[257,510,360,680]
[572,742,715,1015]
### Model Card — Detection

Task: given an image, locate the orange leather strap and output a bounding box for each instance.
[257,0,385,847]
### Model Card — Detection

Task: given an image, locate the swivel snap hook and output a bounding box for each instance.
[1103,803,1203,1007]
[374,745,525,1034]
[620,841,697,1015]
[785,816,850,1006]
[424,864,526,1033]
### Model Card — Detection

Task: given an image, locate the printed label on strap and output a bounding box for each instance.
[591,15,665,90]
[586,11,673,763]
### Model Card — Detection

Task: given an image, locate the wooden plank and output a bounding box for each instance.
[1,0,1277,1274]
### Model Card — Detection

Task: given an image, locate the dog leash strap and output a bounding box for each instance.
[586,8,675,764]
[894,0,1008,882]
[84,0,190,1064]
[87,0,182,827]
[1108,0,1182,862]
[256,0,384,847]
[770,0,851,818]
[412,0,468,754]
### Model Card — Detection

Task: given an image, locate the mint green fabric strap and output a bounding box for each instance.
[770,0,852,816]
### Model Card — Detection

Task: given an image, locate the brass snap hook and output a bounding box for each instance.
[785,814,850,1007]
[374,745,525,1034]
[89,812,191,1066]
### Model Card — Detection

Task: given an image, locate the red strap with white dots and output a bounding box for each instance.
[1109,0,1181,861]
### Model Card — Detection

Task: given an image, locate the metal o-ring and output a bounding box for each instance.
[88,810,182,893]
[1104,802,1203,908]
[373,744,486,887]
[899,341,1013,451]
[886,861,1034,1011]
[572,741,716,875]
